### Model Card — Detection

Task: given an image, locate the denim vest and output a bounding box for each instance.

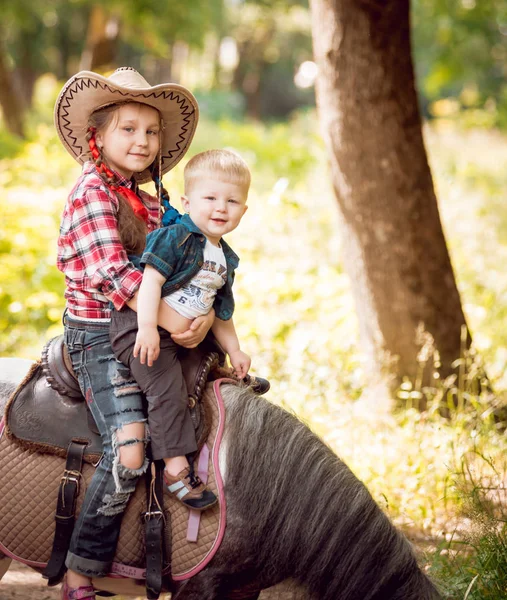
[140,215,239,321]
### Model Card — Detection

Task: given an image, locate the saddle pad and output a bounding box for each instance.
[0,380,228,581]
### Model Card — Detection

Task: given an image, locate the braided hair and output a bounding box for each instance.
[151,160,182,227]
[86,103,152,255]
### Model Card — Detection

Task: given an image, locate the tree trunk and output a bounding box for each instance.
[310,0,470,398]
[79,5,119,72]
[232,22,275,120]
[55,16,74,80]
[0,43,24,138]
[13,42,38,113]
[233,41,264,120]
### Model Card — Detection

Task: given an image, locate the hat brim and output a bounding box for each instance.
[54,71,199,184]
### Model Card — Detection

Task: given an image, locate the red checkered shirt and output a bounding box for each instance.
[57,162,160,320]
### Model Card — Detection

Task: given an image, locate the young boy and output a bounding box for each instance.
[110,149,250,510]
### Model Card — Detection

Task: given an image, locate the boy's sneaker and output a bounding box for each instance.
[243,374,270,395]
[164,467,217,511]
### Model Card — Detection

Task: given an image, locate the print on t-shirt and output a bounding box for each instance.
[163,240,227,319]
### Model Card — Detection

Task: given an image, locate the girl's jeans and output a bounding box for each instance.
[64,317,148,578]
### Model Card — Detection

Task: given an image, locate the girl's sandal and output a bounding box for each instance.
[61,581,96,599]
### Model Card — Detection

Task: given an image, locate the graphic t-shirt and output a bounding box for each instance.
[163,240,227,319]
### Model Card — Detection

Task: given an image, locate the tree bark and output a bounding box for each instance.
[310,0,470,397]
[0,43,24,138]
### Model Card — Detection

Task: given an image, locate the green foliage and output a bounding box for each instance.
[0,128,24,160]
[1,0,88,78]
[0,0,225,90]
[412,0,507,127]
[429,450,507,599]
[226,1,314,118]
[423,125,507,388]
[118,0,224,53]
[0,198,65,356]
[194,89,246,121]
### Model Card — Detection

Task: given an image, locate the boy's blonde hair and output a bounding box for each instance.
[184,149,251,195]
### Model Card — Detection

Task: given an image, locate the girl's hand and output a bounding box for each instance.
[133,326,160,366]
[171,310,215,348]
[229,350,251,380]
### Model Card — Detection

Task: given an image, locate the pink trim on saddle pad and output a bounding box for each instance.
[171,378,228,580]
[186,443,211,542]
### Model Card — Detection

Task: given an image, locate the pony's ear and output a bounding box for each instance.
[181,195,190,214]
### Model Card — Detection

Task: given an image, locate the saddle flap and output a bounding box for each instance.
[179,347,220,406]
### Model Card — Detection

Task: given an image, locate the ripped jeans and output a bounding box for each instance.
[64,317,148,578]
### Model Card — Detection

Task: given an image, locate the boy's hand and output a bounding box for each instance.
[229,350,251,380]
[133,326,160,367]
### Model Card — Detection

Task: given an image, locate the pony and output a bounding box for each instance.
[0,357,442,599]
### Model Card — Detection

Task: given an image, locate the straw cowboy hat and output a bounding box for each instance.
[54,66,199,184]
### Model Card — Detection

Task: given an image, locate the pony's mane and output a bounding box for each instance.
[221,385,441,600]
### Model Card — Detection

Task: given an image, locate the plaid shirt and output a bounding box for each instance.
[57,162,160,320]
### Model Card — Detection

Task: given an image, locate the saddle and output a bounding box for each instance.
[3,335,232,599]
[0,379,231,598]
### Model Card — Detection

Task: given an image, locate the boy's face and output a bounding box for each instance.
[182,176,248,245]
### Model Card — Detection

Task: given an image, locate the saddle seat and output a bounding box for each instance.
[5,335,225,462]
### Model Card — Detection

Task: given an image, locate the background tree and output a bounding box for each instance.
[0,0,89,135]
[309,0,471,400]
[228,0,314,119]
[0,0,223,137]
[0,35,24,137]
[79,5,119,72]
[412,0,507,126]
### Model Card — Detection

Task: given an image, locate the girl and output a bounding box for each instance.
[54,67,214,600]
